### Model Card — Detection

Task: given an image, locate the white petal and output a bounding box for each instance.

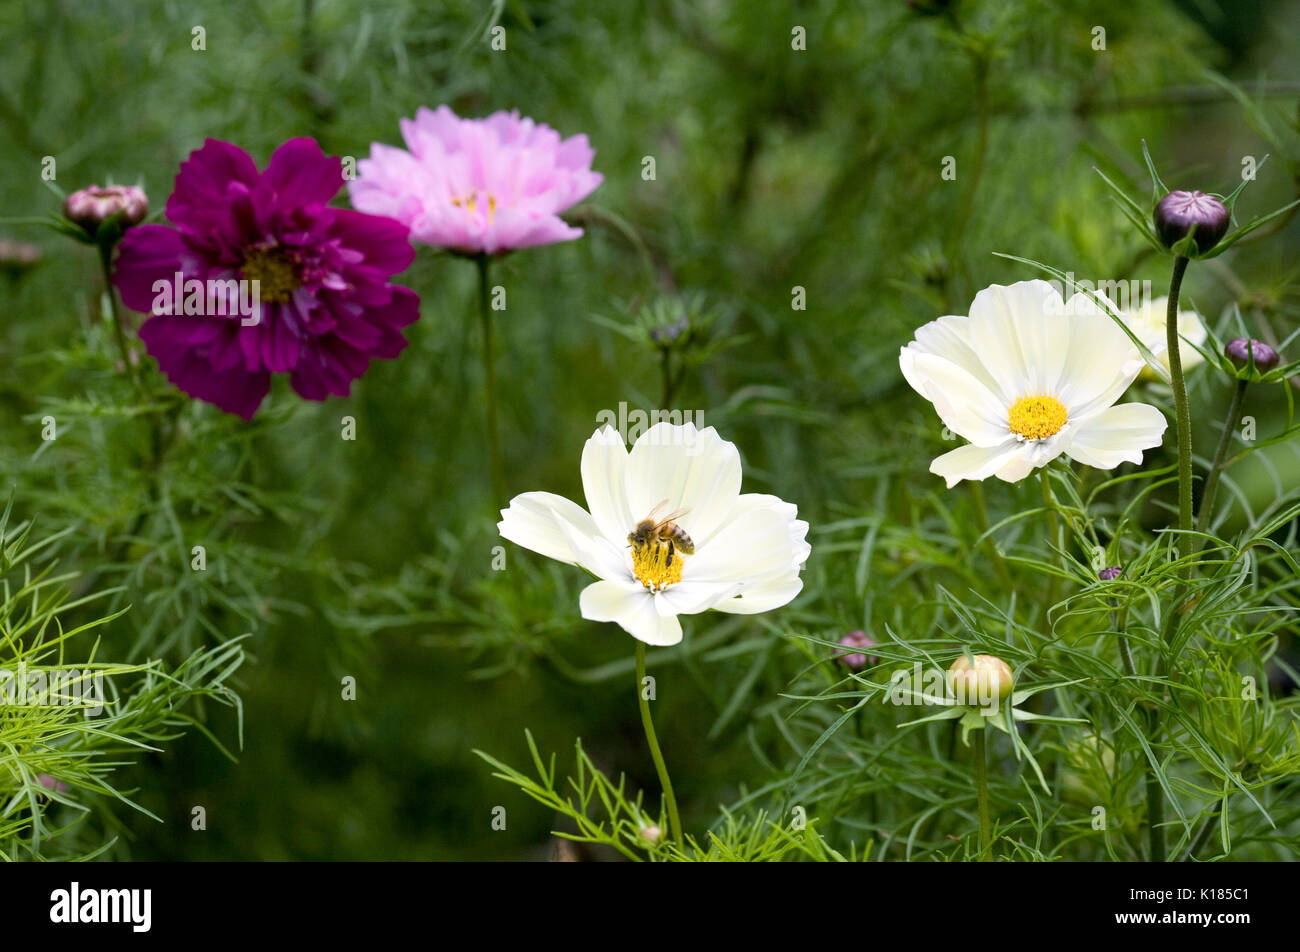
[1056,295,1143,415]
[579,579,683,646]
[706,493,810,566]
[498,492,597,565]
[928,441,1025,488]
[966,281,1069,398]
[498,492,623,580]
[687,505,804,585]
[905,352,1011,447]
[995,438,1066,483]
[625,422,741,542]
[654,579,741,616]
[712,575,804,614]
[1065,402,1167,469]
[581,426,634,546]
[1132,301,1208,380]
[901,315,1005,398]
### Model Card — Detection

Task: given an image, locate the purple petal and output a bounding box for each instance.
[255,137,343,213]
[140,315,271,419]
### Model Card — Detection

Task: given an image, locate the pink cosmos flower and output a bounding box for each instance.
[348,105,603,255]
[112,138,420,419]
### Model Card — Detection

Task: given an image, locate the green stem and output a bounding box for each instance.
[973,728,992,861]
[99,242,141,396]
[1128,258,1192,862]
[635,641,681,842]
[1195,378,1248,541]
[970,481,1014,591]
[1146,752,1166,862]
[1040,469,1061,616]
[1113,602,1138,680]
[1183,803,1220,860]
[475,254,505,503]
[660,347,675,409]
[1166,255,1193,578]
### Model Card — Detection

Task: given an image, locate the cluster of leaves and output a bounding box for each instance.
[0,500,245,859]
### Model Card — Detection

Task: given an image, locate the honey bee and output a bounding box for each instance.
[627,500,695,567]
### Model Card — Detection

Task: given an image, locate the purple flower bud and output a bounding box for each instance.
[0,238,40,271]
[63,184,148,233]
[1224,337,1280,373]
[36,773,67,793]
[835,630,877,670]
[1098,566,1122,581]
[650,314,690,346]
[1154,190,1229,255]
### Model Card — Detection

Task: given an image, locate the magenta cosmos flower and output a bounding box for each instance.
[112,137,419,419]
[348,105,603,255]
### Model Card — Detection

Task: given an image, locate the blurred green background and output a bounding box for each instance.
[1,0,1298,859]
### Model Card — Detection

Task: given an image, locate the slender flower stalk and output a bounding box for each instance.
[972,728,992,861]
[63,184,149,395]
[476,254,505,503]
[1165,255,1193,578]
[1040,469,1062,614]
[660,347,676,409]
[635,641,681,842]
[1147,767,1166,862]
[969,481,1014,591]
[98,241,141,395]
[1196,377,1248,540]
[1150,253,1193,865]
[1103,568,1138,679]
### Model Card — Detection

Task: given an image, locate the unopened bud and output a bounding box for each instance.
[1224,337,1280,373]
[834,630,877,670]
[947,654,1014,708]
[1154,190,1229,255]
[36,773,67,794]
[0,238,40,275]
[650,314,690,346]
[64,184,148,234]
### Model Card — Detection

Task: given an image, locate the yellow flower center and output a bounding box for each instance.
[631,541,684,592]
[241,247,301,304]
[1007,394,1068,440]
[452,191,498,225]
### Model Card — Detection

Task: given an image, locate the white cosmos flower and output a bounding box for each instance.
[1124,296,1208,382]
[899,280,1168,488]
[497,422,811,646]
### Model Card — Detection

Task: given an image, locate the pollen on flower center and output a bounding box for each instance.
[241,247,301,303]
[1007,394,1068,440]
[631,541,684,592]
[452,191,498,225]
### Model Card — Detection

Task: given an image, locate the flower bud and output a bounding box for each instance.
[650,314,690,347]
[834,630,877,670]
[36,773,67,793]
[1224,337,1280,373]
[639,824,662,845]
[947,654,1014,708]
[1098,565,1122,581]
[63,184,148,234]
[0,238,40,276]
[1153,190,1229,255]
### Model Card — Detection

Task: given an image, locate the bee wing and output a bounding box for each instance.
[652,507,691,530]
